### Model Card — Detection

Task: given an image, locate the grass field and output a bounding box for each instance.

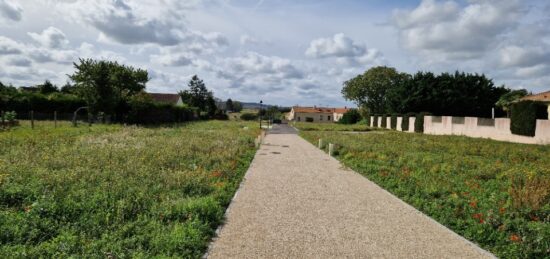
[300,130,550,258]
[293,122,375,132]
[0,120,259,258]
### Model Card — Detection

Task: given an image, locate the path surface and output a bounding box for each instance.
[207,124,493,258]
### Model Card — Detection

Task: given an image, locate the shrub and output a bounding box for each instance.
[381,114,388,128]
[126,99,195,124]
[415,112,431,133]
[240,113,257,121]
[211,113,229,120]
[373,115,379,127]
[365,115,371,126]
[390,114,399,130]
[510,101,549,137]
[339,109,361,124]
[305,117,314,122]
[402,112,415,131]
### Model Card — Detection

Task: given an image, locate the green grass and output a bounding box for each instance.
[300,130,550,258]
[0,120,260,258]
[293,122,376,132]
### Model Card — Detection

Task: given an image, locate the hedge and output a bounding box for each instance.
[373,115,379,127]
[415,112,431,133]
[402,112,415,131]
[510,101,548,137]
[381,114,387,128]
[1,92,86,114]
[390,114,399,130]
[339,109,361,124]
[126,100,196,124]
[240,113,258,121]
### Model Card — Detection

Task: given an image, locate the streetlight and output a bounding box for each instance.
[259,100,263,129]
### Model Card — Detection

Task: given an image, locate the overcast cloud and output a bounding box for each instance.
[0,0,549,106]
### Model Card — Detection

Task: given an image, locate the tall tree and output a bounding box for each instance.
[226,98,234,111]
[342,66,409,114]
[179,75,215,113]
[69,58,148,114]
[38,80,59,94]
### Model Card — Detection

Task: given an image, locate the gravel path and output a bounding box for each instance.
[206,125,494,258]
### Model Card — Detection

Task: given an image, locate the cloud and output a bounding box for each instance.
[28,27,69,49]
[225,52,303,80]
[60,0,229,48]
[0,0,22,23]
[306,33,366,58]
[305,33,385,65]
[392,0,523,59]
[499,46,550,68]
[240,35,259,45]
[6,56,32,67]
[0,36,23,54]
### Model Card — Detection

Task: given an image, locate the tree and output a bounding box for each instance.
[226,98,234,112]
[496,89,528,117]
[61,81,77,94]
[179,75,215,113]
[68,58,148,114]
[339,109,361,124]
[232,101,243,112]
[38,80,59,94]
[342,66,409,114]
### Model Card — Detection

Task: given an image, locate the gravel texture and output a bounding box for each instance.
[206,125,494,258]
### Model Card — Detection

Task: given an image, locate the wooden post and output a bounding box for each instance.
[54,111,57,128]
[329,143,334,156]
[30,111,34,129]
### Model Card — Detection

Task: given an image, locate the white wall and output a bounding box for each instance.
[423,116,550,145]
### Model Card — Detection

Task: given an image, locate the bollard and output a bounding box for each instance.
[328,143,334,156]
[318,139,323,149]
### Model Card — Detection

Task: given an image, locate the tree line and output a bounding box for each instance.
[1,58,245,123]
[342,66,527,118]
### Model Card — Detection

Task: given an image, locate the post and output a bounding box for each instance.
[328,143,334,156]
[30,110,34,129]
[54,111,57,128]
[318,139,323,149]
[491,107,495,119]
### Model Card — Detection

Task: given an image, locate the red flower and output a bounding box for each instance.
[499,207,506,214]
[469,201,477,208]
[509,234,521,242]
[472,213,484,223]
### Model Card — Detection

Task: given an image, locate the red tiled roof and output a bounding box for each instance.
[292,106,351,114]
[148,93,181,104]
[521,90,550,102]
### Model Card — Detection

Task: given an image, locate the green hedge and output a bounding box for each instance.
[126,100,196,124]
[510,101,548,136]
[402,112,415,131]
[381,114,388,128]
[415,112,431,133]
[390,114,399,130]
[1,92,86,114]
[365,115,371,126]
[373,115,379,127]
[240,113,257,121]
[339,109,361,124]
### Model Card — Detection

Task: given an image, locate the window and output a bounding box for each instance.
[297,117,301,121]
[320,115,323,121]
[328,116,331,121]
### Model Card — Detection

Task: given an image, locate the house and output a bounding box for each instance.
[520,90,550,119]
[148,93,184,106]
[287,106,351,123]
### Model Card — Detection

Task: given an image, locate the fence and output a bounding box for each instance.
[371,115,550,145]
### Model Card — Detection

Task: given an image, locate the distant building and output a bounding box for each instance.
[287,106,351,123]
[520,90,550,119]
[148,93,184,106]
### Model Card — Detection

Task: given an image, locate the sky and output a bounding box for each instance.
[0,0,549,107]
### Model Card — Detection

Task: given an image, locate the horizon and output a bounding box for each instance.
[1,0,549,107]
